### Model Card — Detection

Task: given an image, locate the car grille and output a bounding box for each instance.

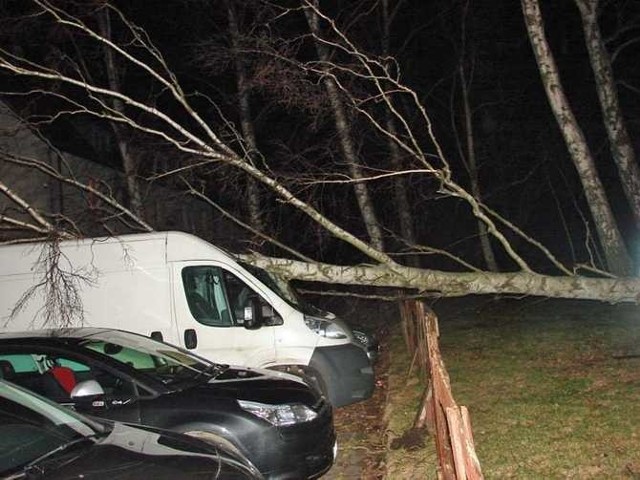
[353,330,369,347]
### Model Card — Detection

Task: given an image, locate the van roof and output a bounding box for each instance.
[0,231,240,275]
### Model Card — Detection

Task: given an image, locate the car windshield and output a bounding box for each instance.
[78,331,226,385]
[0,380,102,476]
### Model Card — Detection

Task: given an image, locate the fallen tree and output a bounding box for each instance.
[242,254,640,303]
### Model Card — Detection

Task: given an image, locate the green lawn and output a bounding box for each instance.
[386,297,640,479]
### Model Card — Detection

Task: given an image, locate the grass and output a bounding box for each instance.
[431,297,640,479]
[325,295,640,478]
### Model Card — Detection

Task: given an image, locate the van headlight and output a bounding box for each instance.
[304,315,348,339]
[238,400,317,426]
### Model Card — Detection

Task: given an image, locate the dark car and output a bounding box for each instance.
[0,329,336,479]
[0,379,263,479]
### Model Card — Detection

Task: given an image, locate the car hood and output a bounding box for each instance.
[18,422,261,480]
[180,366,322,408]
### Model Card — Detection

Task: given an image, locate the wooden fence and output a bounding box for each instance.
[399,300,484,480]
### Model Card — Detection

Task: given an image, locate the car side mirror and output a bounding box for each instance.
[70,380,105,399]
[243,296,263,330]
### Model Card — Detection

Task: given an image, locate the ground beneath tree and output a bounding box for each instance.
[323,327,389,479]
[314,297,398,479]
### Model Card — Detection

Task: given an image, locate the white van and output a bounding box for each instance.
[0,231,374,407]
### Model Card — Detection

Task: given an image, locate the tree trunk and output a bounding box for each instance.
[227,3,267,235]
[574,0,640,230]
[243,254,640,303]
[304,1,385,252]
[521,0,632,276]
[458,63,498,272]
[98,10,144,220]
[451,0,498,271]
[381,0,418,266]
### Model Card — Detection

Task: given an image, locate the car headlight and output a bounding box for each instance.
[304,315,348,339]
[238,400,317,426]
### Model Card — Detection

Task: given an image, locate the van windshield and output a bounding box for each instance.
[238,262,316,315]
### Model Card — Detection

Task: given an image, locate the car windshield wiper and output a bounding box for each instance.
[157,363,228,386]
[18,435,98,478]
[38,436,97,459]
[193,363,228,381]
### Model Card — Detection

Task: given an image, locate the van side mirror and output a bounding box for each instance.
[244,296,263,330]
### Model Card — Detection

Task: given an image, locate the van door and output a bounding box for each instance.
[171,262,277,367]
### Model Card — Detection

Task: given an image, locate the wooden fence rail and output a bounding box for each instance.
[400,300,484,480]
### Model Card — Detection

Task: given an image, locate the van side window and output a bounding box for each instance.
[181,266,233,327]
[223,270,253,325]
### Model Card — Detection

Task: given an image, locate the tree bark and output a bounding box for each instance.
[304,1,385,252]
[243,254,640,303]
[574,0,640,230]
[521,0,632,276]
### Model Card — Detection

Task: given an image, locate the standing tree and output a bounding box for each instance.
[303,0,386,252]
[453,0,498,272]
[380,0,418,265]
[574,0,640,230]
[521,0,632,276]
[97,7,145,220]
[227,1,268,235]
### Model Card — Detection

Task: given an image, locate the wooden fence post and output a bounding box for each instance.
[400,299,484,480]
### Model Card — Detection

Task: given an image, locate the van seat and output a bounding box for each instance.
[187,291,220,322]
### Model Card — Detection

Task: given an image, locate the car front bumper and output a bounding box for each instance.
[258,399,336,479]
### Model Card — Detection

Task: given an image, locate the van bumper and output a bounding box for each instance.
[310,343,375,407]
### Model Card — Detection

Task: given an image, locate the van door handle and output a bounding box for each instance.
[184,329,198,349]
